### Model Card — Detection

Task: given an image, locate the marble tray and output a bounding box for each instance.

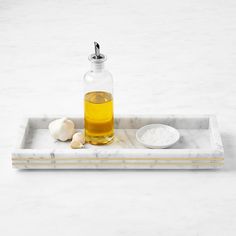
[12,115,224,169]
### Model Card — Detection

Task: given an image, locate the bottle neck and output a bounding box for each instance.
[91,62,105,72]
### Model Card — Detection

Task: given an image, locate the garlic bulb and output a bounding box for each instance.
[70,132,85,149]
[48,117,75,141]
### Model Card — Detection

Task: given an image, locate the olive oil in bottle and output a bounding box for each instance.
[84,91,114,144]
[83,42,114,145]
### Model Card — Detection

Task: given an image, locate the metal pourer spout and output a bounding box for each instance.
[94,42,101,59]
[89,42,106,65]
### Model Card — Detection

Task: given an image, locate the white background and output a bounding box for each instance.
[0,0,236,235]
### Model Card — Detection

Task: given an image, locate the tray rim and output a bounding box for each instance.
[12,114,224,158]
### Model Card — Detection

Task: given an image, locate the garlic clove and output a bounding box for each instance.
[48,117,75,141]
[70,140,84,149]
[70,132,85,149]
[73,132,85,144]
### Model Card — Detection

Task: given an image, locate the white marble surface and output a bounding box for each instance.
[1,0,236,235]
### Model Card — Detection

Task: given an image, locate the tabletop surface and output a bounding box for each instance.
[0,0,236,235]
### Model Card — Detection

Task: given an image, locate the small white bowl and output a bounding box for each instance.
[136,124,180,149]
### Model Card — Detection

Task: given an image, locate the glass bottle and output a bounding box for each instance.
[83,42,114,145]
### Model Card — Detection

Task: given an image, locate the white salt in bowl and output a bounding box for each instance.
[136,124,180,149]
